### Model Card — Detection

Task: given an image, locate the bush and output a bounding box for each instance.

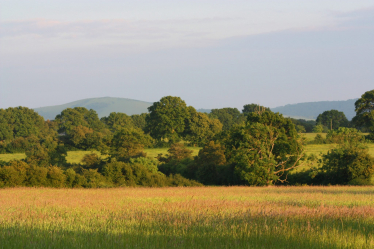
[320,144,374,185]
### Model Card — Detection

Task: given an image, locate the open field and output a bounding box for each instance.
[1,186,374,248]
[0,147,201,163]
[2,143,374,163]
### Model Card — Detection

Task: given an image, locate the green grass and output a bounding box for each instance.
[1,187,374,249]
[300,133,326,141]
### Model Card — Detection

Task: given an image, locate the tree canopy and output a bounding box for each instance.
[353,89,374,135]
[316,110,349,130]
[242,104,270,115]
[223,111,304,186]
[145,96,191,143]
[209,108,245,131]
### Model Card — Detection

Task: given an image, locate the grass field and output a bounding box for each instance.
[0,147,201,163]
[1,186,374,249]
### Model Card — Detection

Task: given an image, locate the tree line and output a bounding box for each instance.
[0,90,374,187]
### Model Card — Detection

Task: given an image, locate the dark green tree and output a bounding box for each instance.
[209,108,245,131]
[55,107,109,149]
[0,107,53,140]
[353,90,374,137]
[110,128,153,162]
[316,110,349,130]
[183,109,222,146]
[131,113,148,131]
[145,96,191,143]
[101,112,134,132]
[242,104,270,115]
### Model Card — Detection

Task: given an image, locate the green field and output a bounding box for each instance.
[1,186,374,249]
[1,143,373,164]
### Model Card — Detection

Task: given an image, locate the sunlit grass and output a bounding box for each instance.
[1,186,374,248]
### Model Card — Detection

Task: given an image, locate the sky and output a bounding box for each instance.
[1,0,373,110]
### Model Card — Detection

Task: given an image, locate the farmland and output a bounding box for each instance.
[1,186,374,248]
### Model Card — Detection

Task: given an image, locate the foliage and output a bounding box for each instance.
[109,128,153,162]
[183,110,222,146]
[194,141,228,185]
[316,110,349,130]
[242,104,270,115]
[101,112,134,132]
[145,96,191,143]
[131,113,148,131]
[223,111,305,186]
[353,89,374,135]
[290,118,316,133]
[325,127,365,144]
[313,124,325,133]
[55,107,109,150]
[320,143,374,185]
[0,107,53,141]
[209,108,245,131]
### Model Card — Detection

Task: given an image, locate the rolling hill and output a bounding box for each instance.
[270,99,357,120]
[33,97,358,121]
[34,97,153,120]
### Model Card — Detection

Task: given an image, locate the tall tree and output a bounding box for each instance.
[223,111,305,186]
[316,110,349,130]
[183,110,223,146]
[209,108,245,131]
[145,96,191,143]
[101,112,134,132]
[353,89,374,135]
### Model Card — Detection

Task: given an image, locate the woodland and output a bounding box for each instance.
[0,89,374,188]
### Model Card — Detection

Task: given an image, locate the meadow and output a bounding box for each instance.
[1,187,374,249]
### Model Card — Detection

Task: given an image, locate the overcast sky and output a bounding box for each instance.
[1,0,373,110]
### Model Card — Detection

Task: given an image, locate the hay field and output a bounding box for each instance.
[1,187,374,249]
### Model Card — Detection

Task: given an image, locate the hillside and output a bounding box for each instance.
[33,97,358,121]
[271,99,357,120]
[34,97,153,120]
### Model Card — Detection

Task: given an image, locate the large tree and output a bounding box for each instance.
[101,112,134,132]
[316,110,349,130]
[0,107,52,140]
[145,96,191,143]
[223,111,305,186]
[353,89,374,136]
[54,107,109,149]
[183,109,223,146]
[209,108,245,131]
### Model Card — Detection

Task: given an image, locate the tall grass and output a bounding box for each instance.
[0,187,374,248]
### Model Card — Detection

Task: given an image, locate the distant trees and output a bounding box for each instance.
[242,104,270,115]
[316,110,349,130]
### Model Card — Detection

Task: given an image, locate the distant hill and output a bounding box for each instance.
[271,99,357,120]
[34,97,153,120]
[33,97,358,121]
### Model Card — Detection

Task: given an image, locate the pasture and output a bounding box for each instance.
[1,187,374,248]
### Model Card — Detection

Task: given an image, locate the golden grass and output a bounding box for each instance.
[1,186,374,248]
